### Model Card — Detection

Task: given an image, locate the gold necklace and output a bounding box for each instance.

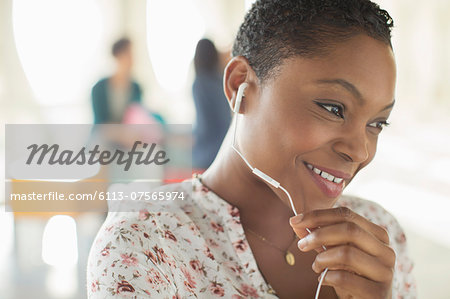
[245,227,298,266]
[194,174,299,266]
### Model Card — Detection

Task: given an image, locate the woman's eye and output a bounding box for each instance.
[316,102,344,119]
[368,120,390,131]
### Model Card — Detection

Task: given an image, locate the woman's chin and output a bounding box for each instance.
[299,188,343,212]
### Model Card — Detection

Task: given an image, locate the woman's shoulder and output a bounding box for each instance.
[104,180,195,227]
[92,77,109,90]
[92,183,193,250]
[86,180,197,297]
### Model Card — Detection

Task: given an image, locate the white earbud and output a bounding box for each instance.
[231,82,280,188]
[234,82,248,113]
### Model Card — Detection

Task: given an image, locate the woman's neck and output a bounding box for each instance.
[201,143,295,231]
[110,72,131,89]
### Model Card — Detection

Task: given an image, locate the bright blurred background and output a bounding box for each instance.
[1,0,449,298]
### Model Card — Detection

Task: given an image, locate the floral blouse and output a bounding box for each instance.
[87,174,417,298]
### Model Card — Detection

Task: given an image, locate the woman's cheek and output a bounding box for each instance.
[286,120,340,152]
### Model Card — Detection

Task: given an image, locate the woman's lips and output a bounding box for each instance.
[303,162,348,198]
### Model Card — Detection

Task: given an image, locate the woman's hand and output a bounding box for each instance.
[289,207,395,299]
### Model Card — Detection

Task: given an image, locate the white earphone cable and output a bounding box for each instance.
[280,183,328,299]
[231,83,328,299]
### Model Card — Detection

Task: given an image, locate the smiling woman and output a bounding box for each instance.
[228,33,397,213]
[87,0,416,298]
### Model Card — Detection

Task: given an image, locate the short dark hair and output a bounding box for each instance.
[194,38,220,74]
[232,0,394,83]
[112,37,131,57]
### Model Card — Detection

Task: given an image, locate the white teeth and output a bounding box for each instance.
[306,163,344,184]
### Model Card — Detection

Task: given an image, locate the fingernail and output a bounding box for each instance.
[298,237,308,250]
[290,213,303,225]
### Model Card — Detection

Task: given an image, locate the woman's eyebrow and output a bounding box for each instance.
[315,78,365,105]
[379,99,395,112]
[315,78,395,112]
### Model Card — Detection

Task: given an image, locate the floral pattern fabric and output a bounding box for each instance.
[87,174,417,298]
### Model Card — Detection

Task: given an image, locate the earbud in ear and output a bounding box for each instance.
[234,82,248,113]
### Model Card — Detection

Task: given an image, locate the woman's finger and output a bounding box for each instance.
[312,245,394,283]
[297,221,396,267]
[290,206,390,244]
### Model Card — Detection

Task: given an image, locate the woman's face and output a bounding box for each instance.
[116,44,133,71]
[235,34,396,212]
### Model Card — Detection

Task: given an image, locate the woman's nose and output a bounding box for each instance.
[333,126,370,163]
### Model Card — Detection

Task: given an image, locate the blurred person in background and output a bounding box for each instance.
[90,37,165,147]
[192,38,232,172]
[90,37,167,186]
[91,37,143,124]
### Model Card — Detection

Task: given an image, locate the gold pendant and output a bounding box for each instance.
[285,250,295,266]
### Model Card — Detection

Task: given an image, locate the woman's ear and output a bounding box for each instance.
[223,56,257,114]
